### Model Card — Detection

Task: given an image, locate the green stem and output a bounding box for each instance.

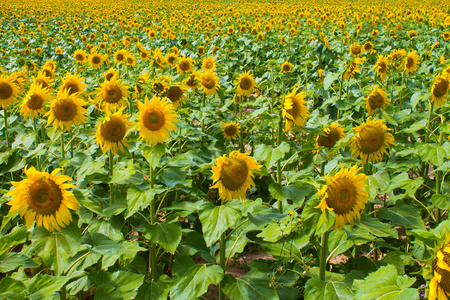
[319,230,329,281]
[400,71,405,104]
[70,130,74,159]
[109,150,114,202]
[149,166,157,281]
[435,124,445,225]
[420,103,433,178]
[277,110,283,213]
[60,285,66,300]
[337,77,343,119]
[3,108,9,148]
[200,93,206,148]
[239,97,244,152]
[60,132,65,160]
[33,119,41,170]
[218,230,226,300]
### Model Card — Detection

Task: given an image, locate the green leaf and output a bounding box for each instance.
[431,194,450,210]
[180,232,215,264]
[304,277,353,300]
[259,233,309,260]
[378,201,426,230]
[410,91,425,109]
[126,185,164,219]
[353,265,418,300]
[144,222,182,254]
[27,274,69,300]
[257,216,296,242]
[269,183,310,206]
[0,277,27,300]
[199,202,240,247]
[110,159,136,184]
[248,211,286,227]
[386,172,423,198]
[30,223,82,275]
[323,72,340,90]
[89,270,145,300]
[416,143,450,166]
[135,275,174,300]
[143,143,166,169]
[254,141,290,169]
[159,167,191,189]
[222,273,278,300]
[170,264,224,300]
[91,233,145,256]
[358,214,398,238]
[0,225,27,256]
[0,253,38,272]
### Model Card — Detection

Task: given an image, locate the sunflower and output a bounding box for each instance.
[404,51,419,74]
[199,71,220,96]
[315,165,368,229]
[257,32,264,40]
[59,73,87,96]
[96,76,129,111]
[362,41,374,53]
[34,73,54,91]
[113,49,129,64]
[235,71,256,97]
[315,123,346,150]
[151,76,171,96]
[282,87,310,131]
[166,53,178,66]
[211,151,262,202]
[343,58,363,80]
[43,60,57,71]
[0,75,20,108]
[95,107,133,155]
[10,71,28,96]
[431,74,450,108]
[73,49,88,64]
[153,50,166,68]
[20,83,52,119]
[370,29,379,38]
[443,32,450,41]
[46,90,88,131]
[364,87,390,116]
[318,69,324,83]
[201,56,216,72]
[135,72,150,95]
[6,166,79,232]
[138,95,179,145]
[88,53,104,68]
[350,43,362,56]
[281,61,293,74]
[221,121,241,140]
[166,85,186,108]
[425,233,450,300]
[350,118,395,164]
[375,55,389,81]
[103,68,119,81]
[39,68,55,80]
[184,71,199,90]
[177,56,194,74]
[126,54,136,66]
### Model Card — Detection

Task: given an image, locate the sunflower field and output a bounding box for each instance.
[2,0,450,299]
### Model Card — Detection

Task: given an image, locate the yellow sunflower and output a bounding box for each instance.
[199,71,220,96]
[375,55,389,81]
[315,165,368,229]
[404,51,419,74]
[113,49,129,64]
[43,60,57,71]
[343,58,364,80]
[282,87,310,131]
[211,151,262,202]
[6,166,80,232]
[95,107,134,155]
[350,43,362,56]
[40,68,55,80]
[103,68,119,81]
[177,56,195,74]
[350,118,395,164]
[151,75,171,96]
[34,73,55,91]
[166,53,178,66]
[201,56,216,72]
[221,121,241,140]
[281,61,293,74]
[46,90,88,131]
[20,83,52,119]
[88,53,105,68]
[138,95,179,145]
[184,71,199,90]
[315,123,346,150]
[96,76,129,111]
[431,74,450,109]
[362,41,374,53]
[235,71,256,97]
[425,231,450,300]
[135,72,150,95]
[73,49,88,64]
[364,87,390,116]
[166,85,187,108]
[0,75,20,108]
[59,73,87,96]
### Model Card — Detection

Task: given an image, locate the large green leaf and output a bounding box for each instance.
[170,264,224,300]
[144,222,182,254]
[353,265,418,300]
[135,275,174,300]
[26,274,69,300]
[304,277,352,300]
[378,201,426,230]
[0,253,38,272]
[91,233,145,255]
[269,183,310,206]
[110,159,136,184]
[142,143,166,169]
[358,214,398,238]
[180,231,215,264]
[199,202,240,247]
[222,273,278,300]
[0,277,27,300]
[125,185,165,219]
[254,141,290,169]
[0,225,27,256]
[89,270,145,300]
[159,167,191,189]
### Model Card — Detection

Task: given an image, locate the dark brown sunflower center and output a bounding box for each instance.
[433,254,450,294]
[116,54,124,61]
[364,43,372,51]
[286,100,299,117]
[104,85,122,103]
[377,61,387,73]
[127,57,134,64]
[317,129,341,148]
[239,78,252,90]
[92,56,101,64]
[224,125,237,136]
[28,177,63,215]
[325,177,357,215]
[0,82,13,99]
[153,82,165,94]
[27,94,45,110]
[220,158,248,191]
[406,57,414,68]
[283,65,291,72]
[180,61,190,71]
[167,86,183,102]
[143,110,165,131]
[64,82,80,95]
[186,75,196,87]
[36,79,49,88]
[43,69,53,78]
[168,56,176,64]
[53,99,77,121]
[101,116,126,142]
[352,46,361,55]
[205,62,213,69]
[357,125,385,154]
[434,78,449,99]
[368,92,385,109]
[105,73,114,81]
[202,77,216,90]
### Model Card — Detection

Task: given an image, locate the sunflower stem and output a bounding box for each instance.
[277,110,283,213]
[60,285,66,300]
[218,230,226,300]
[33,118,41,170]
[239,97,244,152]
[200,93,206,148]
[435,121,445,226]
[319,230,329,281]
[3,108,9,148]
[149,165,157,281]
[420,103,434,180]
[337,77,343,120]
[400,71,405,104]
[109,150,114,203]
[60,132,65,161]
[70,130,74,159]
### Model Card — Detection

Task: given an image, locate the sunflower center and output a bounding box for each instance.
[283,65,291,72]
[116,54,124,61]
[180,62,190,71]
[202,77,216,90]
[239,78,252,90]
[27,94,44,110]
[368,91,385,109]
[28,177,63,215]
[105,73,114,81]
[64,83,79,95]
[317,129,340,148]
[100,116,126,142]
[186,75,196,87]
[153,82,165,94]
[167,86,182,102]
[54,99,77,121]
[377,61,387,73]
[434,78,449,98]
[104,85,122,103]
[144,110,165,131]
[92,56,101,64]
[406,57,414,68]
[75,54,84,61]
[287,100,299,117]
[0,82,13,99]
[325,177,357,215]
[357,125,385,154]
[224,125,237,136]
[220,158,249,191]
[352,46,361,55]
[433,252,450,294]
[206,62,213,69]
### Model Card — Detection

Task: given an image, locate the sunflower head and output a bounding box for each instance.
[20,83,52,119]
[211,151,262,202]
[364,87,390,116]
[96,76,129,111]
[431,74,450,109]
[59,73,87,96]
[199,71,220,96]
[404,51,419,74]
[201,56,216,72]
[315,165,368,229]
[166,53,178,66]
[316,123,346,151]
[166,85,186,108]
[103,68,119,81]
[177,56,194,74]
[363,41,374,53]
[281,61,293,74]
[185,71,200,90]
[350,118,395,164]
[0,75,20,108]
[114,49,129,64]
[282,87,310,131]
[350,43,362,56]
[235,71,256,96]
[73,49,88,64]
[221,121,241,140]
[6,166,80,232]
[343,58,363,80]
[375,55,389,81]
[89,53,104,68]
[46,89,88,131]
[151,76,171,96]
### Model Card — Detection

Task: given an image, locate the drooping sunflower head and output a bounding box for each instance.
[34,73,55,91]
[350,43,362,56]
[315,165,368,229]
[135,72,150,94]
[431,74,450,109]
[235,71,256,97]
[88,53,104,68]
[343,58,363,80]
[404,51,419,74]
[221,121,241,140]
[46,89,88,131]
[43,59,57,71]
[103,68,119,82]
[282,87,310,131]
[6,166,80,232]
[375,55,389,81]
[177,56,194,74]
[95,107,134,155]
[199,71,220,96]
[10,70,28,96]
[166,84,186,108]
[20,83,52,119]
[350,118,395,164]
[59,73,87,96]
[96,76,130,111]
[151,75,171,96]
[364,87,390,116]
[201,56,216,72]
[184,71,200,90]
[138,95,179,145]
[315,122,346,151]
[0,75,20,108]
[39,67,55,80]
[73,49,88,64]
[281,61,293,74]
[211,151,262,202]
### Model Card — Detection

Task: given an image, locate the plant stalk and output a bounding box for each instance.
[149,165,157,281]
[219,230,226,300]
[319,230,329,281]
